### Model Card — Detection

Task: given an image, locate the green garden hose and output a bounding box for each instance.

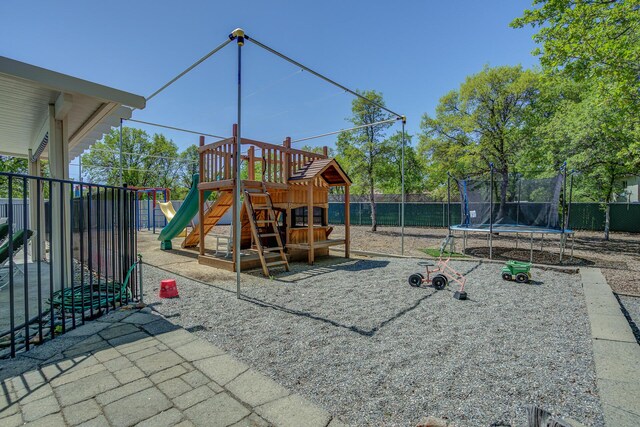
[49,261,140,313]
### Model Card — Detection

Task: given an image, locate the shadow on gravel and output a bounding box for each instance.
[262,259,390,283]
[242,290,438,337]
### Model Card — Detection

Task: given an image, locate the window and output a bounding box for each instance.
[292,207,324,227]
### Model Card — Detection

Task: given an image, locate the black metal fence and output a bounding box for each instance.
[328,202,640,233]
[0,172,139,358]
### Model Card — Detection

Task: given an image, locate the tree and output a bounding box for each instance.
[419,65,540,215]
[513,1,640,239]
[512,0,640,107]
[178,145,199,190]
[335,90,394,231]
[534,81,637,239]
[82,127,179,190]
[299,144,335,157]
[375,132,425,194]
[0,156,27,175]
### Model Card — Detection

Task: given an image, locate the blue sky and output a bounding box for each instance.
[2,0,539,171]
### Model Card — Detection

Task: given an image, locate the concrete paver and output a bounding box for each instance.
[0,307,344,426]
[184,393,251,427]
[157,377,192,399]
[194,354,250,386]
[54,370,120,406]
[226,368,291,407]
[581,268,640,426]
[61,399,102,426]
[103,387,172,426]
[21,394,59,422]
[95,378,154,406]
[255,393,331,427]
[173,385,218,410]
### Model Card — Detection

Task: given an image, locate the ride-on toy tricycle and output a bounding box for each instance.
[501,260,532,283]
[408,236,468,300]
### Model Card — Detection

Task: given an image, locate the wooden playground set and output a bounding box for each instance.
[159,124,352,277]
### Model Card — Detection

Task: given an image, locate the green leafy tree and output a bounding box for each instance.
[0,156,28,197]
[512,0,640,107]
[419,65,540,214]
[512,0,640,239]
[82,127,179,190]
[299,144,335,157]
[336,90,394,231]
[177,144,199,193]
[375,132,425,194]
[533,81,637,239]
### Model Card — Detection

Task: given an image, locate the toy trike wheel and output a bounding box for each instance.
[408,273,424,287]
[501,272,512,281]
[515,273,529,283]
[432,274,447,290]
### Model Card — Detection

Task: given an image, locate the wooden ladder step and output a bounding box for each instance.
[259,233,278,238]
[266,260,288,267]
[255,220,276,224]
[263,247,283,252]
[246,192,268,197]
[252,205,270,209]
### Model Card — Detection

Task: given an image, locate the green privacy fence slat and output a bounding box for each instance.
[329,203,462,228]
[610,204,640,232]
[329,202,640,232]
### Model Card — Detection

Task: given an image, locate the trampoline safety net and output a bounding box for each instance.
[457,174,563,230]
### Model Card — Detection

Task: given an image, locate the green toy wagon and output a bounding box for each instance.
[501,260,532,283]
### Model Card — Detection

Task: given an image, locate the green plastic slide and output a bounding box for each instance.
[158,174,211,250]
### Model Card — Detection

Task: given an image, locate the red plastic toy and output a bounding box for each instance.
[159,279,179,298]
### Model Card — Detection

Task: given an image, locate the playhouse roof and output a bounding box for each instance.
[288,158,351,186]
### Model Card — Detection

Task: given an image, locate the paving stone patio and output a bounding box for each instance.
[0,308,345,427]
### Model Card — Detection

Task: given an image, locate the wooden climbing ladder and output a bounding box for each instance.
[243,185,289,276]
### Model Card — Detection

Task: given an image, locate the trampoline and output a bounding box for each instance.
[447,165,575,263]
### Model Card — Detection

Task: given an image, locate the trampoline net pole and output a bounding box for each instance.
[489,164,494,260]
[447,174,451,233]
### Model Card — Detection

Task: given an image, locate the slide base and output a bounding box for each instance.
[160,240,173,250]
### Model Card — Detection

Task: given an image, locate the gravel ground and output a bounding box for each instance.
[142,257,604,427]
[618,295,640,344]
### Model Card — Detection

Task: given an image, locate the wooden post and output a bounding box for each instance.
[345,183,350,258]
[248,146,255,181]
[284,137,291,180]
[308,180,314,264]
[283,138,292,245]
[199,136,205,256]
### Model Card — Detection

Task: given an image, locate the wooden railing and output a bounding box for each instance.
[199,137,235,183]
[199,126,327,186]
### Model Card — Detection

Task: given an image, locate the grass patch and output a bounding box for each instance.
[421,248,468,258]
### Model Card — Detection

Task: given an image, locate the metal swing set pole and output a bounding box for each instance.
[231,29,244,299]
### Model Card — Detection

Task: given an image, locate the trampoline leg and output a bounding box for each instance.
[570,234,575,261]
[515,233,518,250]
[463,231,467,254]
[489,232,493,260]
[560,234,565,263]
[530,234,533,263]
[540,233,544,252]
